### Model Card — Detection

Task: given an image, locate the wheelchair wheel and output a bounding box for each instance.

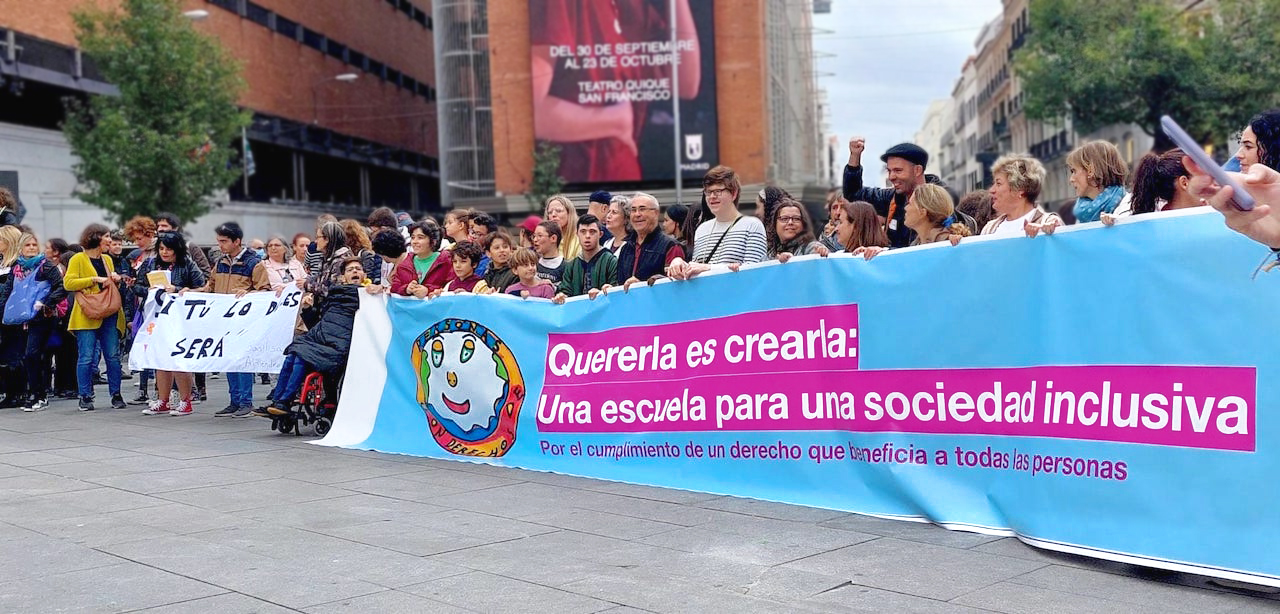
[275,417,295,434]
[314,417,332,437]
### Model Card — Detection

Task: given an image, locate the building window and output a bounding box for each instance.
[348,49,366,71]
[327,40,347,62]
[302,27,325,52]
[273,14,298,39]
[244,1,271,27]
[205,0,434,103]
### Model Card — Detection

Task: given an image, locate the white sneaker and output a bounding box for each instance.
[23,399,49,412]
[141,399,170,415]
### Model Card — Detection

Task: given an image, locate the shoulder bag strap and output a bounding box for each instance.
[704,215,743,264]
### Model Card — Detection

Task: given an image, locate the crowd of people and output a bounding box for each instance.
[1,108,1277,420]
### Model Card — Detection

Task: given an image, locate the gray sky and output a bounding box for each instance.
[813,0,1003,176]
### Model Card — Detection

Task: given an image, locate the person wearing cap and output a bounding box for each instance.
[842,139,973,248]
[518,215,543,250]
[395,211,413,242]
[588,190,614,243]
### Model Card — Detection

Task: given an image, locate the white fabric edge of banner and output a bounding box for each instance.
[871,514,1280,588]
[311,289,393,447]
[1012,534,1280,588]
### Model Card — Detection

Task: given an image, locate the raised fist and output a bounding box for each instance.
[849,137,866,157]
[848,137,866,166]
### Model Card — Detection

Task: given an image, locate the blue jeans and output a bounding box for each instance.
[75,321,121,399]
[271,354,309,406]
[226,372,254,408]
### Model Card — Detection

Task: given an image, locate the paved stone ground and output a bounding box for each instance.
[0,378,1276,613]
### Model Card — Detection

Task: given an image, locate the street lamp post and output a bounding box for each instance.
[311,73,359,125]
[670,0,682,205]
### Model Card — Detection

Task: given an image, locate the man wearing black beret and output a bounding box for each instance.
[841,139,971,248]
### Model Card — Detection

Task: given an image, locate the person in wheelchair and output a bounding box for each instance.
[255,256,365,418]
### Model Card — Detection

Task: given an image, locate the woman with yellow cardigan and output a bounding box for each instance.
[64,223,127,411]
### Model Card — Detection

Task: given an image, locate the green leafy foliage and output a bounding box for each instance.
[526,141,565,210]
[1015,0,1280,149]
[62,0,251,225]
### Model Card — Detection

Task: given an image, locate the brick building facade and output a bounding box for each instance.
[0,0,441,238]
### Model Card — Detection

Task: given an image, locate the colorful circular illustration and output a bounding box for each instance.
[411,319,525,457]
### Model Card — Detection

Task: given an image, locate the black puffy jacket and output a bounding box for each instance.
[285,283,360,375]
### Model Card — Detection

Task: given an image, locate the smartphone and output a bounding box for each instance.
[1160,115,1255,211]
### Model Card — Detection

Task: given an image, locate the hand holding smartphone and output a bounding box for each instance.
[1161,115,1256,211]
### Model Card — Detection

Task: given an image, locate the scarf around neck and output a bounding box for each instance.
[1074,185,1126,223]
[16,254,43,272]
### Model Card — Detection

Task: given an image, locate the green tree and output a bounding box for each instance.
[63,0,250,225]
[1014,0,1280,150]
[526,142,565,210]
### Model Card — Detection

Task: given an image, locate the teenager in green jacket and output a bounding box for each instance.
[554,214,617,303]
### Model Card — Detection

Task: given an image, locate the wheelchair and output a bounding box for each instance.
[269,370,342,437]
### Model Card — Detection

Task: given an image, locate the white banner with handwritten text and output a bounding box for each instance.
[128,289,302,373]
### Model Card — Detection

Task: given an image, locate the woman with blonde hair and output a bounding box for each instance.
[906,184,972,245]
[854,187,972,260]
[12,231,66,412]
[0,225,27,408]
[1068,140,1130,223]
[982,153,1063,238]
[544,195,581,260]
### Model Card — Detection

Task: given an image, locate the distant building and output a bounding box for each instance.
[0,0,440,239]
[914,99,952,182]
[931,0,1153,216]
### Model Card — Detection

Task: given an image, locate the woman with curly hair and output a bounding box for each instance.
[134,232,205,416]
[766,198,829,263]
[63,223,127,411]
[1234,109,1280,175]
[339,219,381,284]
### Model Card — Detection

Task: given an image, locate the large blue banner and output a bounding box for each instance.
[321,210,1279,586]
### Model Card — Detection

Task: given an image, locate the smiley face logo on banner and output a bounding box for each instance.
[411,319,525,457]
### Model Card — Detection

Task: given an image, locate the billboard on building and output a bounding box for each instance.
[529,0,719,186]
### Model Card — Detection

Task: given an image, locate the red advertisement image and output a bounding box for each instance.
[530,0,719,185]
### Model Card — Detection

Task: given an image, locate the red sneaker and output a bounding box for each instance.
[169,400,194,416]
